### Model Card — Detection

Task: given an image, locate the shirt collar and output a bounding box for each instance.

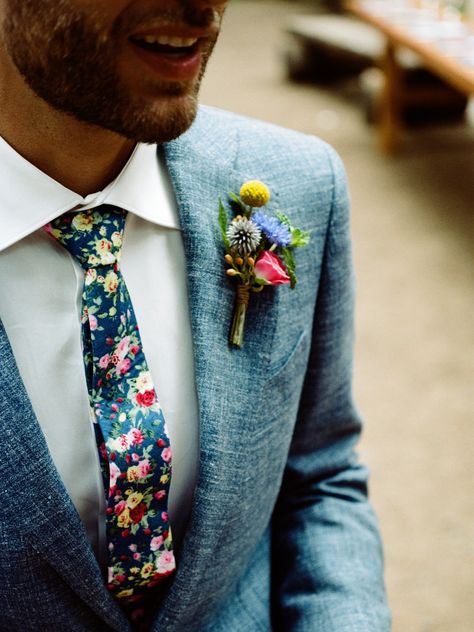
[0,136,180,252]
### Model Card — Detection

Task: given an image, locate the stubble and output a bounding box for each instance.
[1,0,221,143]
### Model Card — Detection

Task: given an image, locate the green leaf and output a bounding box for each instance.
[276,210,310,248]
[281,247,297,289]
[218,199,230,249]
[276,210,292,227]
[290,227,311,248]
[229,191,250,216]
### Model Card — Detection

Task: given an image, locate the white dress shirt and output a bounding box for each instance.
[0,137,199,563]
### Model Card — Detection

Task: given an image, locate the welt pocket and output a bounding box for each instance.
[266,329,309,380]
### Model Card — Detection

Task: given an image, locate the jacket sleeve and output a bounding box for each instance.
[271,146,391,631]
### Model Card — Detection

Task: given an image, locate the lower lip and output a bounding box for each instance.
[129,41,203,82]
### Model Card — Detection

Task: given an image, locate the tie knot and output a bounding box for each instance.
[47,206,126,270]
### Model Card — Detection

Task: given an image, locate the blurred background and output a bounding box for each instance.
[200,1,474,631]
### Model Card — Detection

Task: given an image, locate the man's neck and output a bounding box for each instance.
[0,53,135,197]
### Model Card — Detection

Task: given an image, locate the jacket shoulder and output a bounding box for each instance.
[194,105,345,184]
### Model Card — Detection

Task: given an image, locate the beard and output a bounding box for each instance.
[1,0,222,143]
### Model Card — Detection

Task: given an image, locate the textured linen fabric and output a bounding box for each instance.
[0,105,391,631]
[0,141,199,559]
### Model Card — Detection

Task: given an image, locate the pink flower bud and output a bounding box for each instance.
[254,251,290,286]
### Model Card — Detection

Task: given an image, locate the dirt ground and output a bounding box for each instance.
[200,2,474,631]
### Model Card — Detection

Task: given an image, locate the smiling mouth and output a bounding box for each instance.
[130,35,200,57]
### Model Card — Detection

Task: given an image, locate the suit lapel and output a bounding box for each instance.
[0,321,130,631]
[154,114,284,629]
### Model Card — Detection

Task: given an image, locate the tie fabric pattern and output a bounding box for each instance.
[45,206,175,611]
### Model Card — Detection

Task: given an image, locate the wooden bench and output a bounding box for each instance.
[284,14,467,128]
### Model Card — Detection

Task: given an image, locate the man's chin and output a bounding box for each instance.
[74,90,200,145]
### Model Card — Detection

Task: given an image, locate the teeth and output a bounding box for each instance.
[139,35,198,47]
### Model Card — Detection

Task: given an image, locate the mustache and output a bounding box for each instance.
[113,6,222,36]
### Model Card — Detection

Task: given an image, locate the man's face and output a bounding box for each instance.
[0,0,228,143]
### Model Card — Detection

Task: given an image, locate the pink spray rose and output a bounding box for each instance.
[254,251,290,285]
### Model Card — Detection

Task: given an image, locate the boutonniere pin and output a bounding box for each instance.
[219,180,310,348]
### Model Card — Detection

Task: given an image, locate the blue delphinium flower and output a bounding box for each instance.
[252,211,291,247]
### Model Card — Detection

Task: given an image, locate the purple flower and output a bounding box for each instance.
[252,211,291,247]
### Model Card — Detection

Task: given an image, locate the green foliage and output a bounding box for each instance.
[290,227,310,248]
[218,199,230,249]
[276,210,310,247]
[228,191,250,216]
[276,210,291,226]
[281,247,297,289]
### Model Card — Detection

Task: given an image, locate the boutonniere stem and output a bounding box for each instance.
[219,180,310,348]
[230,285,251,347]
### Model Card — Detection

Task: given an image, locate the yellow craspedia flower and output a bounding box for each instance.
[240,180,271,208]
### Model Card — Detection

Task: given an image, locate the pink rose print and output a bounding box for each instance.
[89,314,98,331]
[114,500,127,516]
[161,447,172,463]
[254,251,290,285]
[109,462,121,487]
[154,490,166,501]
[150,535,164,551]
[127,428,145,446]
[99,354,110,369]
[155,550,175,575]
[116,358,131,375]
[136,389,156,407]
[116,336,130,358]
[138,459,151,478]
[119,434,130,451]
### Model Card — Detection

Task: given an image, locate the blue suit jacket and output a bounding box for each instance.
[0,107,390,631]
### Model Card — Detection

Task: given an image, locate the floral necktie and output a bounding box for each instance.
[45,206,175,615]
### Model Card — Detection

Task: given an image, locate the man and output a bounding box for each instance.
[0,1,390,630]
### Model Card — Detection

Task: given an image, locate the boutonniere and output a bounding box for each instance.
[219,180,310,348]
